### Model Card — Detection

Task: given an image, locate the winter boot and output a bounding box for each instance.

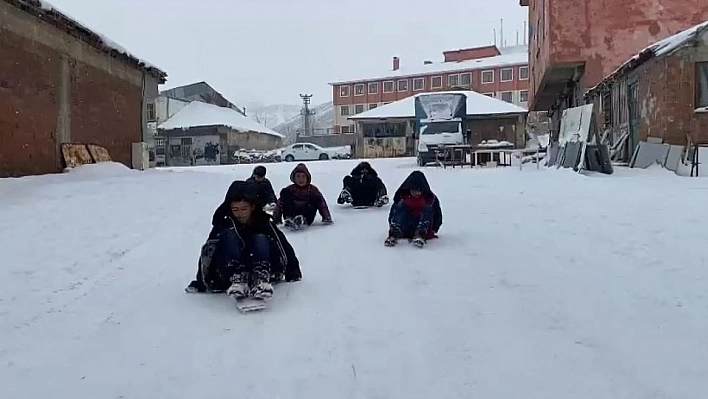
[384,236,398,246]
[226,271,250,299]
[284,217,297,230]
[293,215,306,229]
[385,224,402,246]
[337,188,353,204]
[412,231,426,248]
[374,195,389,207]
[250,262,274,299]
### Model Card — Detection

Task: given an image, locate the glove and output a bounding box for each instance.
[264,203,276,212]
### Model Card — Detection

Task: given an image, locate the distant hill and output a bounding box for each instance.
[240,102,302,129]
[273,101,334,142]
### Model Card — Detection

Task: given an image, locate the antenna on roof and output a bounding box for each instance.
[523,20,527,45]
[500,18,504,48]
[493,28,497,46]
[516,30,519,46]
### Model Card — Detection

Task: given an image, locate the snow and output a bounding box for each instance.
[158,101,285,138]
[3,158,708,398]
[330,49,528,85]
[37,0,163,73]
[349,90,527,120]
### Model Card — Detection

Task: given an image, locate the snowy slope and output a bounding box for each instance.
[242,102,302,128]
[2,160,708,398]
[273,101,335,141]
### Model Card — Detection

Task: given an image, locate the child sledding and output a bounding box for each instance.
[273,163,333,230]
[185,180,301,300]
[385,170,443,248]
[337,161,389,208]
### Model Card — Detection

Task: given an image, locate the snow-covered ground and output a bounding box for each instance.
[2,159,708,398]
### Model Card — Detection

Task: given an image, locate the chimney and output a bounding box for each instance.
[393,56,400,71]
[424,60,433,65]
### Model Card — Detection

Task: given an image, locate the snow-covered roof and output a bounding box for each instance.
[330,49,527,85]
[158,101,285,138]
[15,0,166,82]
[349,90,527,120]
[587,20,708,95]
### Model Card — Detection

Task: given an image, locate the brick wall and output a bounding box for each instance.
[0,1,155,177]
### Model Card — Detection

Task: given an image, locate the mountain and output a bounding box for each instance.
[241,102,301,129]
[273,101,335,142]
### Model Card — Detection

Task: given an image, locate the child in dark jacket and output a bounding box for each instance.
[273,163,333,229]
[337,161,389,207]
[385,171,443,247]
[246,165,277,209]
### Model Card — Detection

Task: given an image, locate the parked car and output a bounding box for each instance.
[281,143,336,162]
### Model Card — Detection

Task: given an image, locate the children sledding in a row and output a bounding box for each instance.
[185,161,443,300]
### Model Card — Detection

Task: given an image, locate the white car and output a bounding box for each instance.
[281,143,334,162]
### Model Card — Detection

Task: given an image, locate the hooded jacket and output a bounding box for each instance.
[345,161,388,203]
[245,174,277,205]
[206,180,302,281]
[389,171,443,237]
[273,163,332,222]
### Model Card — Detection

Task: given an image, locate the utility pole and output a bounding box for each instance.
[299,94,315,138]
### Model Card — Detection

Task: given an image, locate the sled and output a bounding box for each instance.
[235,297,268,313]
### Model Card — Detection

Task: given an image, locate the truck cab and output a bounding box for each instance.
[414,93,467,166]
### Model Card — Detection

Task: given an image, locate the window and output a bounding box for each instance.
[501,91,513,103]
[413,78,425,91]
[383,81,394,93]
[519,66,529,80]
[448,74,459,87]
[520,90,529,103]
[369,103,378,110]
[369,82,378,94]
[697,62,708,108]
[293,144,303,150]
[355,104,364,114]
[460,73,471,86]
[397,79,408,92]
[431,76,442,88]
[481,70,494,84]
[483,92,495,97]
[362,122,407,138]
[147,103,156,121]
[154,137,165,147]
[340,105,350,116]
[500,68,513,82]
[340,86,350,97]
[354,84,364,96]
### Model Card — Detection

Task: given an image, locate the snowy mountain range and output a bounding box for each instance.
[236,100,335,143]
[273,102,335,142]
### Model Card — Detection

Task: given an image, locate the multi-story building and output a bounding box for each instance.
[520,0,708,135]
[329,45,529,134]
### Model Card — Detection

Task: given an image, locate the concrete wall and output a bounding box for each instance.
[356,137,408,158]
[0,1,158,177]
[296,134,356,149]
[166,134,220,166]
[227,130,283,151]
[468,115,527,148]
[525,0,708,110]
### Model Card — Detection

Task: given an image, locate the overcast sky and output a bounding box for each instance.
[48,0,528,106]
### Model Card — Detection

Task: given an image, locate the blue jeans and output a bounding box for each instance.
[214,229,271,285]
[389,202,433,238]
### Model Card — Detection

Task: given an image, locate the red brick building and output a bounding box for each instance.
[585,21,708,160]
[329,45,529,134]
[520,0,708,135]
[0,0,167,177]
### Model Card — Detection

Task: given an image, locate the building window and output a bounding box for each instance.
[369,82,378,94]
[483,92,495,97]
[519,90,529,103]
[460,73,471,86]
[154,137,165,147]
[697,62,708,108]
[340,86,350,97]
[448,74,459,87]
[383,81,394,93]
[413,78,425,91]
[501,91,513,103]
[340,105,349,116]
[481,70,494,84]
[355,104,364,114]
[147,103,156,121]
[354,84,364,96]
[369,103,378,110]
[341,125,351,134]
[431,76,442,88]
[519,66,529,80]
[500,68,513,82]
[397,79,408,92]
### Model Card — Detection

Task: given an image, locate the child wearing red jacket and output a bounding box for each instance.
[385,170,443,247]
[273,163,333,229]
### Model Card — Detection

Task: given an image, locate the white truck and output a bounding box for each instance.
[414,93,467,166]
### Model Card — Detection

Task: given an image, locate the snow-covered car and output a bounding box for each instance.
[281,143,335,162]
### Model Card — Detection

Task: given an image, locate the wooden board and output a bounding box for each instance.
[87,144,112,163]
[61,144,93,168]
